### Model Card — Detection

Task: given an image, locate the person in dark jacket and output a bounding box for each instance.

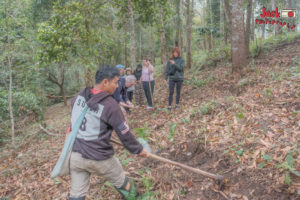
[164,47,185,111]
[67,66,148,200]
[133,64,143,81]
[133,64,144,106]
[113,64,134,112]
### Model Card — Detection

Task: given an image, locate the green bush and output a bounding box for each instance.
[192,45,231,69]
[186,76,206,88]
[250,32,300,57]
[192,50,207,69]
[198,101,215,115]
[0,89,44,122]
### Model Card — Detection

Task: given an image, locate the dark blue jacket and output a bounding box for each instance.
[164,56,185,81]
[112,77,128,103]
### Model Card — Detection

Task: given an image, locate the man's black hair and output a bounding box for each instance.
[95,65,120,84]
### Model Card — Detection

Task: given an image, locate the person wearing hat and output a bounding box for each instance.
[113,64,134,117]
[116,64,125,76]
[133,64,144,106]
[125,68,134,103]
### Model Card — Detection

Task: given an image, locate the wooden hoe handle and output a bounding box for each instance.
[148,153,223,181]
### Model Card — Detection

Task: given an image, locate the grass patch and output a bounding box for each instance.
[250,32,300,57]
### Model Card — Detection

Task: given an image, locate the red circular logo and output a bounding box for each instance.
[288,11,294,18]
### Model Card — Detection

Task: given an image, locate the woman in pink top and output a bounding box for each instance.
[141,58,154,109]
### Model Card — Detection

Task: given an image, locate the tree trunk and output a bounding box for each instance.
[271,0,279,36]
[286,0,293,32]
[59,63,67,106]
[47,65,67,106]
[231,0,247,74]
[178,0,184,53]
[207,33,212,50]
[203,34,207,50]
[250,0,255,41]
[160,7,168,66]
[223,0,231,44]
[150,26,155,64]
[124,18,129,67]
[223,0,231,27]
[139,25,142,63]
[209,0,214,49]
[127,0,136,68]
[59,84,67,106]
[186,0,192,69]
[286,0,291,9]
[245,0,252,56]
[262,24,265,40]
[173,29,177,47]
[6,5,15,146]
[220,0,225,43]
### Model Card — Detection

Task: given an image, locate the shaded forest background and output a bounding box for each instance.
[0,0,299,145]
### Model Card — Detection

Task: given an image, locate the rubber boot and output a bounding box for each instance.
[69,196,85,200]
[115,177,140,200]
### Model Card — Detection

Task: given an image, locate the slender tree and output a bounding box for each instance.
[159,6,168,66]
[127,0,137,68]
[220,0,225,42]
[271,0,279,36]
[262,24,265,40]
[186,0,192,69]
[139,25,142,62]
[286,0,294,32]
[223,0,231,44]
[223,0,231,27]
[251,0,255,41]
[178,0,184,52]
[124,17,129,67]
[5,2,15,146]
[150,26,155,64]
[209,0,214,49]
[231,0,247,73]
[245,0,252,56]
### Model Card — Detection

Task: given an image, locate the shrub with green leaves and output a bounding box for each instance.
[186,76,206,88]
[198,101,215,115]
[167,122,177,142]
[135,125,151,140]
[0,89,44,122]
[276,151,300,186]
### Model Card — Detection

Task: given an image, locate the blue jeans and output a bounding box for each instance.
[142,81,155,107]
[168,80,183,106]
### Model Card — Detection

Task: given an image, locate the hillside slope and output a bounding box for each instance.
[0,38,299,200]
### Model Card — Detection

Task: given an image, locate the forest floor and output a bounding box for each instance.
[1,38,300,200]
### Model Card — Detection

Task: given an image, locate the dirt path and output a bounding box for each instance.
[0,38,299,200]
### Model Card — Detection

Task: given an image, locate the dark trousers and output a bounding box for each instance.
[168,80,183,106]
[125,91,134,114]
[142,81,155,107]
[127,91,133,102]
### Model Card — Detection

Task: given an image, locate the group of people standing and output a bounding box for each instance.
[66,46,185,200]
[114,46,185,112]
[113,58,155,111]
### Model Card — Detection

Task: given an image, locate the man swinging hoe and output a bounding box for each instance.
[62,66,148,200]
[52,66,225,200]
